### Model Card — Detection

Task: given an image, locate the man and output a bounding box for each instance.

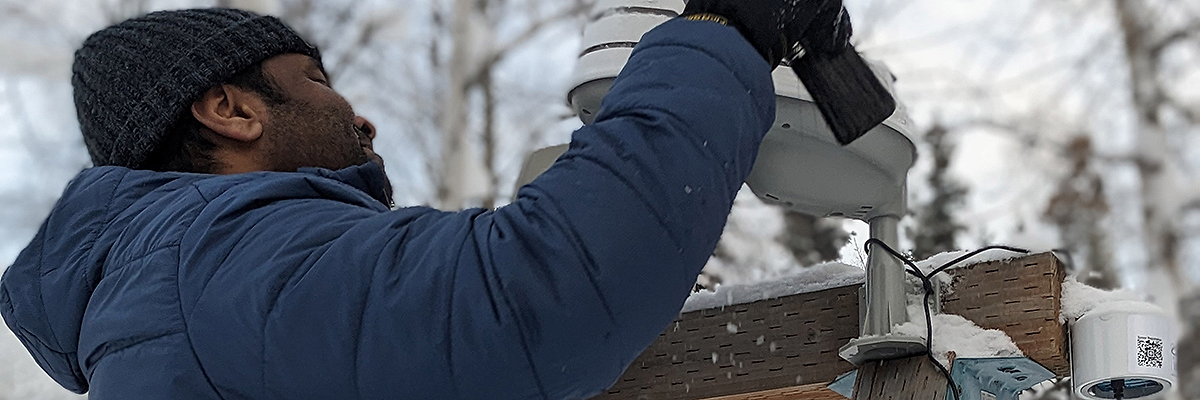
[1,2,852,399]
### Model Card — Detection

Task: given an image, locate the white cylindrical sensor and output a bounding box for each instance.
[569,0,683,124]
[1072,301,1177,399]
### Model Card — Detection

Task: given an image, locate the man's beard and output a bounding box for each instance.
[261,98,370,172]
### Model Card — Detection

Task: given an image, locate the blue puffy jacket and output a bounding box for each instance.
[0,19,774,399]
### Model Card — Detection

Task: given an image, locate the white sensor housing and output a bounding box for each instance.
[565,0,916,221]
[1072,302,1177,399]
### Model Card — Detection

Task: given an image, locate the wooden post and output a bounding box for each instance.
[850,356,948,400]
[592,253,1068,400]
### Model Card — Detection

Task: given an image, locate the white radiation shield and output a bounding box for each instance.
[524,0,924,364]
[564,0,917,220]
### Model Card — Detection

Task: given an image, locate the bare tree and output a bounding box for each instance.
[435,0,592,209]
[1113,0,1200,299]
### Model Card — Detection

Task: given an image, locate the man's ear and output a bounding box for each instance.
[190,84,266,142]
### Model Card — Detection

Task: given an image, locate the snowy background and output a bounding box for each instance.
[0,0,1197,398]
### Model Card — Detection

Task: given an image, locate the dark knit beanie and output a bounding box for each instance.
[71,8,322,168]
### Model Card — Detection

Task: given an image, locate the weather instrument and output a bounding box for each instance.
[1071,304,1177,399]
[515,0,922,365]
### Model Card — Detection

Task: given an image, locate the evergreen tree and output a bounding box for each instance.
[1043,136,1117,289]
[781,210,846,266]
[911,124,968,260]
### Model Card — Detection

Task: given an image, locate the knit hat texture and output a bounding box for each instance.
[72,8,322,168]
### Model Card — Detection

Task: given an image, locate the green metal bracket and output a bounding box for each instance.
[825,357,1054,400]
[948,357,1055,400]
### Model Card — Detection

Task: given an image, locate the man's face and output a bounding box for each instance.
[255,53,385,173]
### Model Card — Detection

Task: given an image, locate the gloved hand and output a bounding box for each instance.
[681,0,852,68]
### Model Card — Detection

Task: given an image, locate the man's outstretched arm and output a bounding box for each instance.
[472,18,775,398]
[205,18,778,400]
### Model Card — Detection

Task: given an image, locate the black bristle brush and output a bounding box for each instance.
[789,43,896,146]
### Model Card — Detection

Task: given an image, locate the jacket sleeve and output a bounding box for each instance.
[185,19,776,400]
[472,19,776,397]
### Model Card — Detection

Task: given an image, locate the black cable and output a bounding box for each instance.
[862,239,1030,400]
[927,245,1031,277]
[864,238,958,399]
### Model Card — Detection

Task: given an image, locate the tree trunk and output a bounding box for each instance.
[481,67,498,209]
[1181,292,1200,398]
[436,0,492,209]
[1113,0,1185,300]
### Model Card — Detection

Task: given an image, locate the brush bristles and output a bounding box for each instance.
[791,45,896,145]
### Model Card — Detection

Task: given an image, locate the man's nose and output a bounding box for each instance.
[354,116,376,140]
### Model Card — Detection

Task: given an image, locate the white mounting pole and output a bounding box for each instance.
[838,210,925,365]
[864,215,909,336]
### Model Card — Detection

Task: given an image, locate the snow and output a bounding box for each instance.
[681,262,865,313]
[894,301,1023,366]
[896,248,1043,298]
[913,248,1043,288]
[866,250,1043,366]
[1085,300,1170,317]
[687,248,1071,366]
[1059,277,1162,323]
[914,249,1037,273]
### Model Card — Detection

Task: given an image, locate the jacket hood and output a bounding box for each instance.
[0,162,391,393]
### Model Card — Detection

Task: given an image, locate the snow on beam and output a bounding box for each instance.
[940,252,1069,375]
[596,252,1068,399]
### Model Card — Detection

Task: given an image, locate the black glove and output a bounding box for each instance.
[681,0,851,68]
[683,0,894,145]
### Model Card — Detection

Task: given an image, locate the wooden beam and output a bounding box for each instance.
[941,252,1069,375]
[594,253,1068,399]
[850,356,949,400]
[702,383,846,400]
[594,285,860,399]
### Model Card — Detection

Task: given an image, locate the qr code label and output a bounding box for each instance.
[1137,336,1164,368]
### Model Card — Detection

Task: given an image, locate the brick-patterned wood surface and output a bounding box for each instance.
[592,252,1068,399]
[941,252,1069,375]
[702,383,846,400]
[851,356,949,400]
[594,285,860,399]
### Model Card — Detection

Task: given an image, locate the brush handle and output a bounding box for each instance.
[790,44,896,145]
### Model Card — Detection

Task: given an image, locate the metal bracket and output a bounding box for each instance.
[826,357,1054,400]
[948,357,1055,400]
[838,334,927,365]
[828,370,856,398]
